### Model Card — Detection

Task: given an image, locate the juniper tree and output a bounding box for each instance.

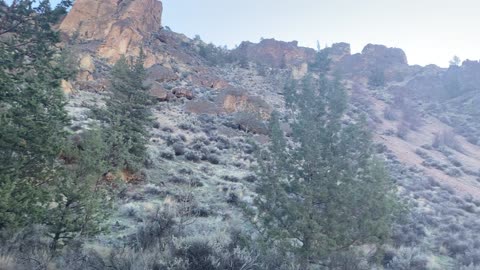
[368,68,386,88]
[310,47,331,73]
[100,52,154,173]
[0,1,109,246]
[0,0,72,230]
[255,75,399,268]
[46,128,111,251]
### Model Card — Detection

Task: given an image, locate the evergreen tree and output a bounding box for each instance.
[46,128,111,251]
[283,77,297,111]
[368,68,386,88]
[449,55,461,67]
[101,52,154,173]
[0,0,72,230]
[310,47,331,73]
[255,75,399,268]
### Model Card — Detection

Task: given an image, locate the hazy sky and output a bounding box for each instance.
[19,0,480,67]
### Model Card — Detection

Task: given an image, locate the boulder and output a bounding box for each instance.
[150,86,170,102]
[147,64,178,83]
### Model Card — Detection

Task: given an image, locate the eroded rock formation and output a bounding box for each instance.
[232,39,316,69]
[60,0,163,64]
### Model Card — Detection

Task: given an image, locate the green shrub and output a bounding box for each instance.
[173,142,186,156]
[185,151,201,162]
[396,123,410,139]
[160,149,175,160]
[384,107,398,121]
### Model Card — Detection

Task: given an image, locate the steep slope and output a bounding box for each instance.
[59,0,480,268]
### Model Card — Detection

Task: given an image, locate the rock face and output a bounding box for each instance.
[217,88,272,119]
[361,44,408,67]
[60,0,163,63]
[329,42,351,62]
[78,54,95,81]
[335,44,409,81]
[185,88,272,119]
[232,39,316,68]
[407,60,480,100]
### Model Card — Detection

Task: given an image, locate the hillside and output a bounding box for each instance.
[2,0,480,269]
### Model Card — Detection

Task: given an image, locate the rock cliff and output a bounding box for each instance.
[60,0,163,64]
[232,39,316,68]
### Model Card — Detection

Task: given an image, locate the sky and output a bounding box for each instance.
[16,0,480,67]
[162,0,480,67]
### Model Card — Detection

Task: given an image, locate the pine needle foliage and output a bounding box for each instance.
[255,75,400,268]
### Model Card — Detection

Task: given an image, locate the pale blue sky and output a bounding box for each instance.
[16,0,480,67]
[162,0,480,67]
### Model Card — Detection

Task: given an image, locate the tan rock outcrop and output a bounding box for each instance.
[186,88,271,119]
[60,0,163,64]
[78,54,95,81]
[217,88,272,119]
[61,79,75,95]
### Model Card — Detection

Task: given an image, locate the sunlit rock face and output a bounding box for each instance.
[60,0,163,64]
